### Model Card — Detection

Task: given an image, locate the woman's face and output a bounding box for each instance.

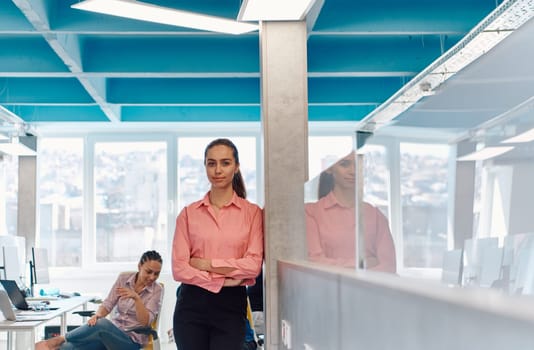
[205,144,239,190]
[137,259,162,286]
[328,154,356,190]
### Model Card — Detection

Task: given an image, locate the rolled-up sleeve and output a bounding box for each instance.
[211,206,264,284]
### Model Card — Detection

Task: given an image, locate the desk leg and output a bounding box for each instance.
[60,313,67,335]
[7,331,13,350]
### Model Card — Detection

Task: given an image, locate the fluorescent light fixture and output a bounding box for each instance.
[457,146,514,161]
[502,127,534,143]
[238,0,317,21]
[0,134,8,141]
[72,0,258,35]
[359,0,534,131]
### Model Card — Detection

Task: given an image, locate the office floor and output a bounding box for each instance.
[0,335,262,350]
[0,335,177,350]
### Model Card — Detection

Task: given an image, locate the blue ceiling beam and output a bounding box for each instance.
[308,35,463,74]
[7,105,109,122]
[314,0,496,33]
[0,1,34,31]
[107,78,260,104]
[308,77,405,104]
[308,105,376,121]
[0,36,69,72]
[10,104,377,123]
[81,35,259,73]
[0,78,93,103]
[122,105,260,122]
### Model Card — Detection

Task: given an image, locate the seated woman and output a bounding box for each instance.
[36,250,163,350]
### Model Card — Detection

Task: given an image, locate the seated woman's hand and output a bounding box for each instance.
[117,287,140,301]
[87,314,99,326]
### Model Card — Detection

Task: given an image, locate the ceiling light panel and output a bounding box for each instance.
[72,0,258,35]
[238,0,316,21]
[502,127,534,143]
[457,146,514,161]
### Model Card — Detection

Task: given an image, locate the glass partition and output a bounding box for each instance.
[304,149,396,273]
[304,102,534,295]
[304,99,534,298]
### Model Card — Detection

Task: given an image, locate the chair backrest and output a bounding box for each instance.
[118,271,164,350]
[144,281,164,350]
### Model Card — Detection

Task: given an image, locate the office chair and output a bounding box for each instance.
[73,272,164,350]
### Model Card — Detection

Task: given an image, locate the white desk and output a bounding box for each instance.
[0,296,93,350]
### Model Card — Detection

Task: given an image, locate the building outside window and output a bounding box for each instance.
[400,142,449,269]
[94,141,168,263]
[1,154,18,236]
[38,138,83,267]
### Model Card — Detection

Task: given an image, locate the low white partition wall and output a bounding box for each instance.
[279,260,534,350]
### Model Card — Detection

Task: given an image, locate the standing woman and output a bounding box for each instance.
[172,138,264,350]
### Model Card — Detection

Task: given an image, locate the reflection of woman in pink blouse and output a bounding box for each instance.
[306,153,396,273]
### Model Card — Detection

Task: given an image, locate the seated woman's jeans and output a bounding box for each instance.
[60,318,140,350]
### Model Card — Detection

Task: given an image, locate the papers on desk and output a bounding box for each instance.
[17,310,50,316]
[15,310,53,321]
[26,296,59,302]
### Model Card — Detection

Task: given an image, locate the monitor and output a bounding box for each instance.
[1,246,22,282]
[30,247,50,287]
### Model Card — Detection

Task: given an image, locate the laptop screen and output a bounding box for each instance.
[0,279,29,310]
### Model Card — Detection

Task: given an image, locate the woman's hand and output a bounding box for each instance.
[117,287,140,301]
[190,257,210,271]
[223,278,243,287]
[190,257,237,275]
[87,314,99,326]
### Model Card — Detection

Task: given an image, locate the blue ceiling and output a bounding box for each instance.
[0,0,500,129]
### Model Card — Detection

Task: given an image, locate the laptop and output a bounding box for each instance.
[0,289,52,322]
[0,279,32,310]
[0,279,58,311]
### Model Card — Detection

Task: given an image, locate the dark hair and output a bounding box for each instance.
[204,138,247,198]
[318,171,334,199]
[139,250,162,265]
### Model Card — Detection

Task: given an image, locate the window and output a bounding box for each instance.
[400,142,449,268]
[94,141,168,263]
[38,138,83,266]
[0,155,18,236]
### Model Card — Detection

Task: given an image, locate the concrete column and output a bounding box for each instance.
[260,21,309,350]
[452,141,477,249]
[17,154,37,261]
[509,162,534,235]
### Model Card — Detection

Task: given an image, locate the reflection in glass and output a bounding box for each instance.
[400,143,449,269]
[305,152,396,273]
